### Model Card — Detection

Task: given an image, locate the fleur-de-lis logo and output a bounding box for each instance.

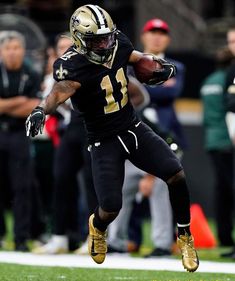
[56,64,68,80]
[71,16,80,28]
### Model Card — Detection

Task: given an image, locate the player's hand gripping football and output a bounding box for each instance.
[25,106,46,137]
[133,54,177,86]
[149,58,177,85]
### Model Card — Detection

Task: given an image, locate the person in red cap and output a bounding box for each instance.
[142,18,170,34]
[139,18,187,257]
[141,18,186,147]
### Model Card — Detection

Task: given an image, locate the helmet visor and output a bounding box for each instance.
[85,32,116,52]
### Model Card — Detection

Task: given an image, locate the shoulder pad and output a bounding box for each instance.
[59,48,78,61]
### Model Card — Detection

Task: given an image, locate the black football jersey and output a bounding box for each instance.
[53,31,138,142]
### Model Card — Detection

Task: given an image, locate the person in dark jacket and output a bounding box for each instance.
[201,47,234,247]
[0,31,40,251]
[141,18,187,148]
[132,18,186,257]
[222,26,235,259]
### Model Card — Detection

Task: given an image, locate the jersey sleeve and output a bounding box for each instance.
[53,58,78,82]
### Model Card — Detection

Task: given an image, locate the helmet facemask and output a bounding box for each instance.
[82,31,117,63]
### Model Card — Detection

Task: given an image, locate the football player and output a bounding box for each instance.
[25,4,199,272]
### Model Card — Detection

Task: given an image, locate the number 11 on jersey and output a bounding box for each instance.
[101,67,128,114]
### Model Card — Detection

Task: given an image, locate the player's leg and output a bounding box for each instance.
[128,122,199,272]
[88,137,126,263]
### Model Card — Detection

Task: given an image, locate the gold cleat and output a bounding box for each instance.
[177,234,199,272]
[88,214,107,264]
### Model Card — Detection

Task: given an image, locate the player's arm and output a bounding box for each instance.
[26,80,80,137]
[129,50,176,85]
[39,80,80,114]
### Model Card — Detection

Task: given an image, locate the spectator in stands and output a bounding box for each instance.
[32,33,97,254]
[142,18,186,256]
[201,46,234,247]
[0,31,40,251]
[222,26,235,259]
[30,46,57,241]
[141,18,186,148]
[141,18,186,256]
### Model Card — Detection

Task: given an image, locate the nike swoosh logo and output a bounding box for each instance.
[32,112,43,117]
[91,238,98,256]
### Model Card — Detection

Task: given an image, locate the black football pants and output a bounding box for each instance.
[90,122,182,213]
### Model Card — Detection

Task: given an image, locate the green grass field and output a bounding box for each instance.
[1,213,235,281]
[0,263,234,281]
[2,213,235,262]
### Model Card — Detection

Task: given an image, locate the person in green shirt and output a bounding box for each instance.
[200,47,234,246]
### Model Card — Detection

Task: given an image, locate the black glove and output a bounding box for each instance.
[148,58,177,85]
[25,106,46,137]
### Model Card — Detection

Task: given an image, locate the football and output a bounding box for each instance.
[133,54,163,83]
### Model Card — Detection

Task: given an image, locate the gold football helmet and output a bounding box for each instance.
[70,4,117,64]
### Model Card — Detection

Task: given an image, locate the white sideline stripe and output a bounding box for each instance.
[0,252,234,274]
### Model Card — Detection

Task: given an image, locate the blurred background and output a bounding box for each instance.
[0,0,235,254]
